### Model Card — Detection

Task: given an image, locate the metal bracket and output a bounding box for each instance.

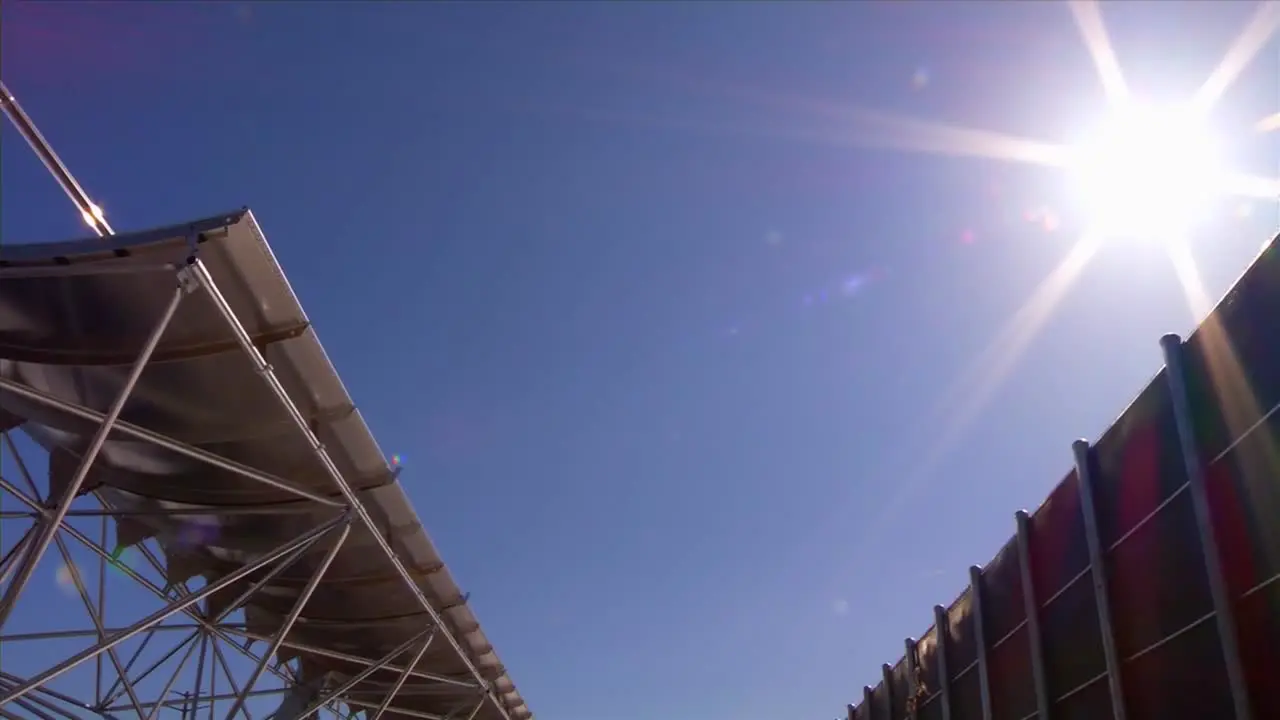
[176,264,200,295]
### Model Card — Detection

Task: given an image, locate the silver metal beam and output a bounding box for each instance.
[193,258,508,720]
[903,638,919,720]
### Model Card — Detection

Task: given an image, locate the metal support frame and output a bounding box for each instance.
[0,82,518,720]
[1160,334,1253,720]
[967,565,994,720]
[1015,511,1051,720]
[903,638,919,720]
[932,605,953,720]
[1071,439,1127,720]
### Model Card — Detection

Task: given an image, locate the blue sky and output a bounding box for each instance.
[1,2,1278,719]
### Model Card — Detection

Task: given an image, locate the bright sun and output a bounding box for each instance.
[1068,103,1226,241]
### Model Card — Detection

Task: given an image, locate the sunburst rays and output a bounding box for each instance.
[832,0,1280,560]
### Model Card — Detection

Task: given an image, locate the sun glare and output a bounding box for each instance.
[1068,103,1226,241]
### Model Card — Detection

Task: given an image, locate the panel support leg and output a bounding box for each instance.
[1016,510,1052,720]
[1072,439,1128,720]
[1161,333,1253,720]
[904,637,920,720]
[932,605,953,720]
[968,566,994,720]
[880,664,893,720]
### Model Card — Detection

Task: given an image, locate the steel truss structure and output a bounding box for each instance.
[0,83,532,720]
[843,249,1280,719]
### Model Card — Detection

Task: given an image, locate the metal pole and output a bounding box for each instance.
[1072,439,1127,720]
[369,633,437,720]
[0,82,113,236]
[968,566,994,720]
[904,638,919,720]
[0,284,184,630]
[1160,334,1253,720]
[192,258,506,720]
[223,522,351,720]
[0,513,347,706]
[1016,510,1051,720]
[933,605,953,720]
[880,664,893,720]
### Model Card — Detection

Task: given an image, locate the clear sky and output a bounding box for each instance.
[1,2,1278,719]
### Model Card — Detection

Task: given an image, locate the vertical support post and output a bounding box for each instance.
[1016,510,1052,720]
[863,686,873,719]
[0,284,184,630]
[881,664,894,720]
[904,637,920,720]
[1160,333,1254,720]
[1072,439,1128,720]
[968,566,994,720]
[933,605,953,720]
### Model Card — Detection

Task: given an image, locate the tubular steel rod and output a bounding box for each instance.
[192,257,508,718]
[933,605,954,720]
[968,566,995,720]
[0,285,183,631]
[1160,333,1254,720]
[1072,439,1127,720]
[0,81,113,236]
[1015,510,1052,720]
